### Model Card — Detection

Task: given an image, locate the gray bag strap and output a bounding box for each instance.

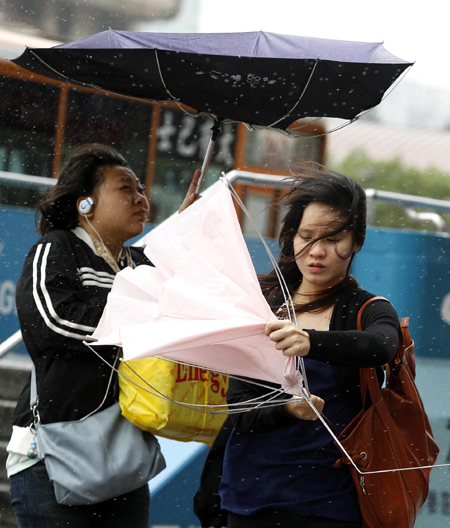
[30,365,38,409]
[29,353,119,420]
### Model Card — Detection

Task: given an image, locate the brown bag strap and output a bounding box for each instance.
[358,296,412,376]
[356,296,389,331]
[356,296,390,405]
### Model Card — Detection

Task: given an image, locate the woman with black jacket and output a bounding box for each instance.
[195,163,399,528]
[7,143,200,528]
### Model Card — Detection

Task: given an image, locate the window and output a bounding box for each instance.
[63,89,153,183]
[150,107,236,223]
[0,76,59,177]
[243,127,323,170]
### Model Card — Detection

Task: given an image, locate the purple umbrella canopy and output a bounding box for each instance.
[13,29,413,128]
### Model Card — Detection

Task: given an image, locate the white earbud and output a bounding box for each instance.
[78,197,94,215]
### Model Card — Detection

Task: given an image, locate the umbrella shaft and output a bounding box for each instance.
[196,119,223,194]
[196,136,216,194]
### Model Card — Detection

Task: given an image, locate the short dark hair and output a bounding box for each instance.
[37,143,129,234]
[260,162,367,311]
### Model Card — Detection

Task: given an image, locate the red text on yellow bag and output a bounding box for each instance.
[118,357,228,445]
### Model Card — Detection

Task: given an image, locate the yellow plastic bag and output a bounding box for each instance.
[118,357,228,444]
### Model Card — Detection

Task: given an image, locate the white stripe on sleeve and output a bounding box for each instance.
[32,243,97,340]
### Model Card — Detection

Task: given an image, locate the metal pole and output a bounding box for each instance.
[0,329,23,359]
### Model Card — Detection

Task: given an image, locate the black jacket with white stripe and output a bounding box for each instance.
[12,227,151,426]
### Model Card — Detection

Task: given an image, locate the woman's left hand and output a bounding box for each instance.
[265,319,310,357]
[179,169,202,213]
[285,393,324,420]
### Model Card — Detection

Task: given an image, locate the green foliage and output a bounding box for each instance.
[330,149,450,232]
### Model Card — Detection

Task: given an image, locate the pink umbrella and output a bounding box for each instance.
[92,180,303,394]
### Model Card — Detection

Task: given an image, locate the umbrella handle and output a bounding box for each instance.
[195,119,223,194]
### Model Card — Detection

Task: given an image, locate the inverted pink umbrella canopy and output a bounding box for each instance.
[92,180,303,394]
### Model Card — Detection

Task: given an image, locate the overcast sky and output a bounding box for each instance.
[197,0,448,91]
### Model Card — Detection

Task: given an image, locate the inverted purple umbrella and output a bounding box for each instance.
[12,30,412,189]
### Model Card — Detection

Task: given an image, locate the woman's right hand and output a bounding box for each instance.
[265,319,310,357]
[284,394,324,421]
[178,169,201,213]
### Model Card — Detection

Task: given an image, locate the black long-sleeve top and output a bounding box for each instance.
[12,227,151,427]
[228,284,399,433]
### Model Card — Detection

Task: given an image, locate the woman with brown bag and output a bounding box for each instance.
[201,163,403,528]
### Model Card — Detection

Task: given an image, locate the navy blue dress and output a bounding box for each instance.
[218,285,400,523]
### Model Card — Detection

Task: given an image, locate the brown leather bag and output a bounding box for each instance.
[334,297,439,528]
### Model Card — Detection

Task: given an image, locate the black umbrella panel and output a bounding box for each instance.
[13,30,413,188]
